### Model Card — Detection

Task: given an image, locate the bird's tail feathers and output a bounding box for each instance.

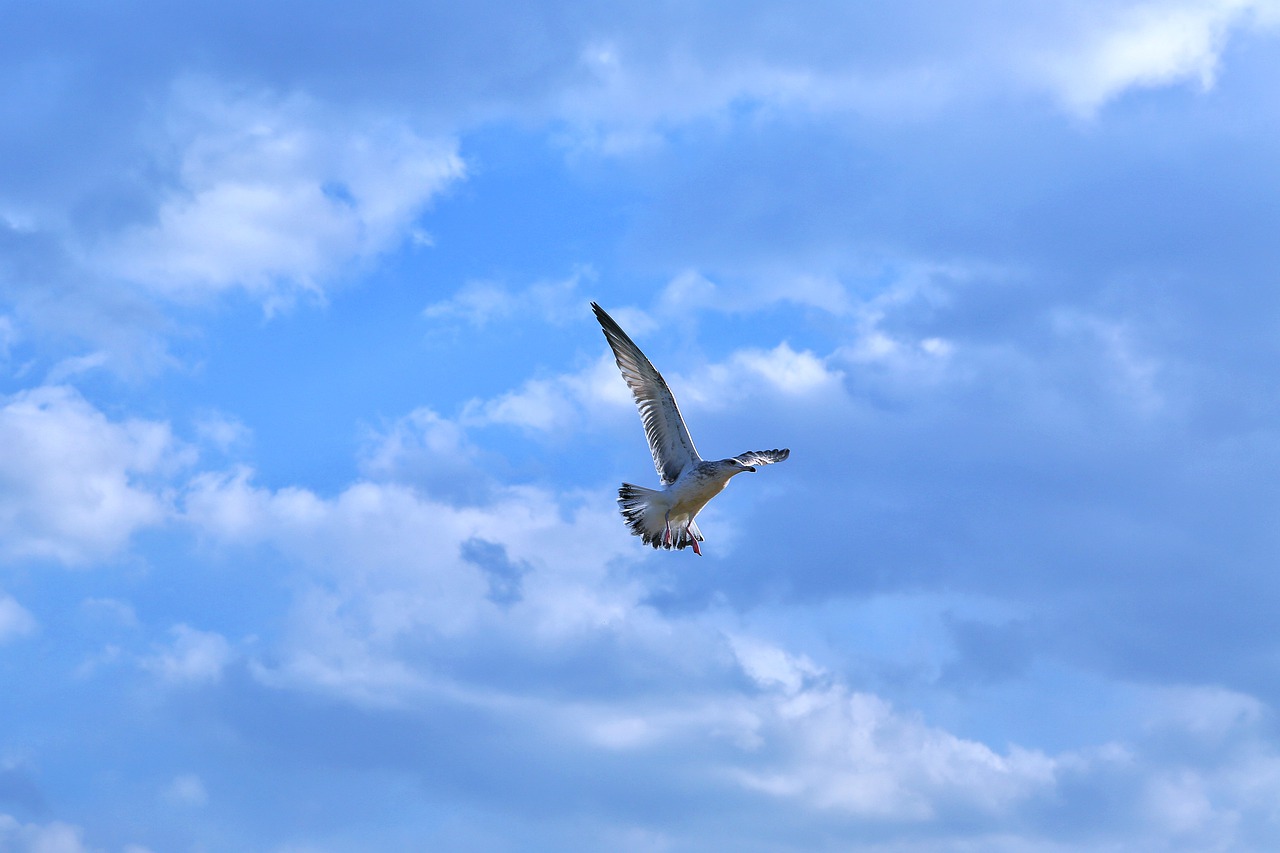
[618,483,701,550]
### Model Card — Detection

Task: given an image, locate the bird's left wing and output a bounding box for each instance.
[592,302,700,485]
[733,448,790,467]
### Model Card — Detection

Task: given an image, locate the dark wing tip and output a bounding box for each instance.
[592,302,619,324]
[590,302,644,353]
[591,301,617,331]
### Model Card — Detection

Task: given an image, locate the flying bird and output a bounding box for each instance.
[592,302,789,555]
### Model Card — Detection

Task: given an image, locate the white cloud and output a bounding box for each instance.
[1140,685,1266,738]
[536,1,1280,148]
[193,411,252,455]
[358,406,493,502]
[1142,769,1216,835]
[423,266,595,327]
[728,635,822,696]
[699,343,844,402]
[657,269,856,317]
[183,465,641,705]
[830,264,967,384]
[1033,0,1280,114]
[536,632,1065,824]
[733,685,1058,820]
[0,386,182,564]
[463,375,584,432]
[557,36,963,151]
[181,452,1069,827]
[0,812,151,853]
[459,352,631,433]
[79,597,139,628]
[422,279,515,326]
[0,815,97,853]
[463,335,840,435]
[0,593,36,642]
[144,624,233,684]
[656,270,720,313]
[174,392,1280,845]
[718,638,1063,822]
[248,586,433,708]
[1133,751,1280,848]
[162,773,209,807]
[99,80,464,306]
[44,352,111,384]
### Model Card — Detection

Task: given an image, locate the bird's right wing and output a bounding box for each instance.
[733,448,790,467]
[592,302,700,485]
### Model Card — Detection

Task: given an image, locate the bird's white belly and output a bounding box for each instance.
[667,472,729,519]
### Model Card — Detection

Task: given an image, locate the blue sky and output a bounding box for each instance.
[4,1,1280,850]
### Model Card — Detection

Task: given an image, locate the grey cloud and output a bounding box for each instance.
[461,537,530,606]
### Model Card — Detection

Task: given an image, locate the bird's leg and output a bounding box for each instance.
[663,510,672,547]
[687,524,701,556]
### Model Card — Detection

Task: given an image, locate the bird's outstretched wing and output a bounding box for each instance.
[733,448,790,467]
[592,302,700,485]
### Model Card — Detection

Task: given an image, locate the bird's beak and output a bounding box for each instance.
[745,466,757,472]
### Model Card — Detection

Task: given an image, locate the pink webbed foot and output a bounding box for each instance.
[663,511,672,547]
[686,525,701,556]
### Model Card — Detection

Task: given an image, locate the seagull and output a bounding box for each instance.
[592,302,789,555]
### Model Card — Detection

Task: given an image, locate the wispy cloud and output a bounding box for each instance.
[461,331,840,434]
[98,80,464,307]
[0,592,36,643]
[423,266,595,327]
[162,773,209,807]
[144,624,233,684]
[0,815,102,853]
